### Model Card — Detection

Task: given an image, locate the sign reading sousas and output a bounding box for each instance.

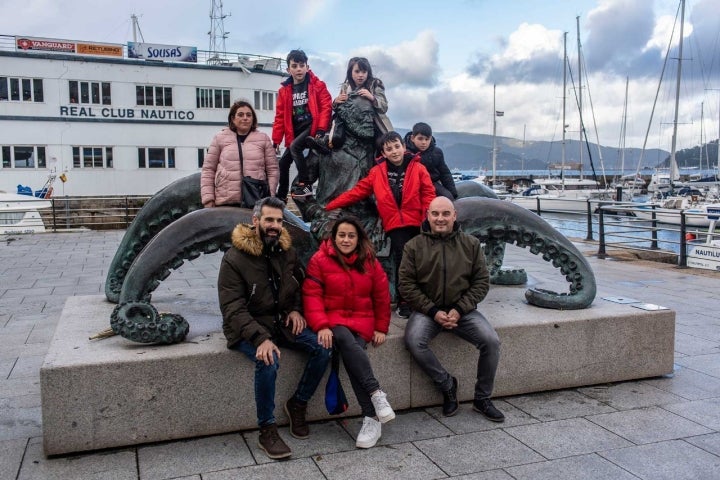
[59,106,195,121]
[128,42,197,63]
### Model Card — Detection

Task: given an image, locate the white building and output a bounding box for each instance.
[0,34,286,196]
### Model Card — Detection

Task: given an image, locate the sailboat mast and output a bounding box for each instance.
[620,76,629,175]
[562,32,567,176]
[670,0,685,182]
[522,124,526,174]
[577,16,583,180]
[700,101,704,170]
[492,83,497,184]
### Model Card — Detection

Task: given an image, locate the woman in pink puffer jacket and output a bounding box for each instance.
[201,100,279,207]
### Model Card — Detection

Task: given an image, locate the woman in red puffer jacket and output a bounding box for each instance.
[303,216,394,449]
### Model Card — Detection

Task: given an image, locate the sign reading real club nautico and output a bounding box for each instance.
[59,106,195,120]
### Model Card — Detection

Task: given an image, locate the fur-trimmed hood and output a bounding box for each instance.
[230,223,293,257]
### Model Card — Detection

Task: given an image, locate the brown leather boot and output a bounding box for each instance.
[258,424,291,459]
[284,397,309,439]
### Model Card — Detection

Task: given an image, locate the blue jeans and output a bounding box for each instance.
[233,327,331,427]
[404,309,500,399]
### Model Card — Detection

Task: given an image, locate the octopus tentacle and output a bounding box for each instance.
[454,181,529,284]
[110,207,311,343]
[105,173,203,303]
[456,197,596,310]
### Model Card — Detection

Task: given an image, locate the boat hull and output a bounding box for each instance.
[0,193,51,234]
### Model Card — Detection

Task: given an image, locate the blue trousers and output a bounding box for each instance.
[233,327,331,427]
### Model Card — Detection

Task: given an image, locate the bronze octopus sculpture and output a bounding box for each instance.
[105,172,596,344]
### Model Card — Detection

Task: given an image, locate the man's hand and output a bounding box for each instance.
[372,331,386,347]
[433,310,458,330]
[286,310,306,335]
[317,328,333,349]
[255,339,280,365]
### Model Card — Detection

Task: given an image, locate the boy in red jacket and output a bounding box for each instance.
[325,131,436,317]
[272,49,332,202]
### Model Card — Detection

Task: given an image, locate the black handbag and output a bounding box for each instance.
[325,348,349,415]
[237,135,270,209]
[241,176,270,209]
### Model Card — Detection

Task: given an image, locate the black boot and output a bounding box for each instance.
[258,423,292,459]
[442,377,459,417]
[305,135,331,155]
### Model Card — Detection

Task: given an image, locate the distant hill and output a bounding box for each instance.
[395,129,680,172]
[433,131,672,172]
[657,140,719,170]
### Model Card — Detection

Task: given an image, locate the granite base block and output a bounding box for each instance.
[41,288,674,455]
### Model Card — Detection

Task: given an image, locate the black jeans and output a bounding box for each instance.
[387,226,420,304]
[331,325,380,418]
[277,126,311,200]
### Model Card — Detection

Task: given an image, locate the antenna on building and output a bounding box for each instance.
[207,0,230,65]
[131,14,145,43]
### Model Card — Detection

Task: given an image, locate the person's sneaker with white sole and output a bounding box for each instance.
[356,416,381,448]
[371,390,395,423]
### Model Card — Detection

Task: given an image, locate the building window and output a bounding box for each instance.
[138,147,175,168]
[0,145,46,168]
[72,146,113,168]
[197,148,207,168]
[136,85,173,106]
[254,90,276,111]
[196,87,230,109]
[69,80,111,105]
[0,77,44,102]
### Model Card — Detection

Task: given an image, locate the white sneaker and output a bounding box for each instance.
[371,390,395,423]
[356,416,381,448]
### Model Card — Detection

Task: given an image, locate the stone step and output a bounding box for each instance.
[40,289,674,455]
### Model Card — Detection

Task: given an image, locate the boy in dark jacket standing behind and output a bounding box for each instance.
[404,122,458,199]
[272,49,332,202]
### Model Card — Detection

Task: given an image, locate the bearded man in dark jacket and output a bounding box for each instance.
[217,196,330,460]
[399,196,503,422]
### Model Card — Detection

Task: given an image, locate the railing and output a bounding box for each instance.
[0,34,285,72]
[498,195,717,268]
[595,203,715,268]
[44,196,151,231]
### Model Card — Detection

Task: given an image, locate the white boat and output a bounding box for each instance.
[687,207,720,271]
[647,170,676,194]
[505,183,616,212]
[0,22,285,197]
[0,192,51,234]
[634,196,716,227]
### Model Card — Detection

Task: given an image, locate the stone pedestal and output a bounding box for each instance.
[41,289,674,455]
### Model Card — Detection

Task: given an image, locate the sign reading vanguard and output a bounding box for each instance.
[60,106,195,120]
[16,36,123,57]
[128,42,197,63]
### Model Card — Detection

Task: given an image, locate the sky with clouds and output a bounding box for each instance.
[2,0,719,156]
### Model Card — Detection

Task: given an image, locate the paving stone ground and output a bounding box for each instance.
[2,230,720,480]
